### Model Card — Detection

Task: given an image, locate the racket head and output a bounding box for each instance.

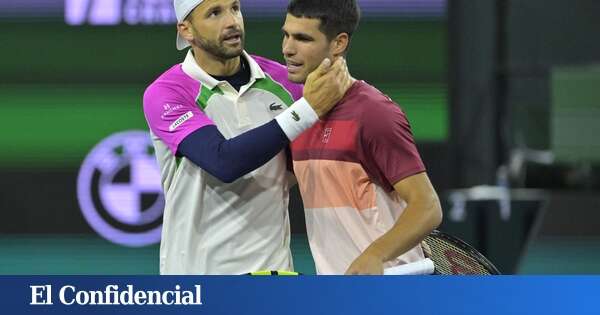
[423,230,501,275]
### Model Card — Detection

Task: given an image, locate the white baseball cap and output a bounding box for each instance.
[174,0,205,50]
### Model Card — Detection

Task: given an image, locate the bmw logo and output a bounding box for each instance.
[77,131,164,247]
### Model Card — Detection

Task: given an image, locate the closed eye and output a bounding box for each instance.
[281,29,314,42]
[294,34,314,42]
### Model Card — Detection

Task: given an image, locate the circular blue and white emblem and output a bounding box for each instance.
[77,131,164,247]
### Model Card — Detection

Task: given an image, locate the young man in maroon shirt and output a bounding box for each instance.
[282,0,443,275]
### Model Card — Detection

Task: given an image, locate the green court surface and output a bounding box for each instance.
[0,234,315,275]
[0,83,446,168]
[517,237,600,274]
[1,234,599,275]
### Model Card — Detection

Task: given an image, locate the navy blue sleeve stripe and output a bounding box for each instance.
[177,120,289,183]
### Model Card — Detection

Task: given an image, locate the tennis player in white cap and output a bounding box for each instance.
[143,0,351,274]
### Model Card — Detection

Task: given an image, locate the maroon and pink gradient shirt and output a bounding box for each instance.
[291,80,426,274]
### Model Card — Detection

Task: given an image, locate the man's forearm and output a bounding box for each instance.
[365,197,442,262]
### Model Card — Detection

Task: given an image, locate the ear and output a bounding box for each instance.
[177,21,195,42]
[330,33,350,57]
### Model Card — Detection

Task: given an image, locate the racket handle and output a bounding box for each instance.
[383,258,435,275]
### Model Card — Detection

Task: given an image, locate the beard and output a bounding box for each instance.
[193,30,245,60]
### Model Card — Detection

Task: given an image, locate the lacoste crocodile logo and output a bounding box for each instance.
[269,103,284,111]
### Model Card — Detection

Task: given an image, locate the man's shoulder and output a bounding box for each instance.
[251,55,293,84]
[250,54,303,101]
[348,81,402,115]
[146,64,187,89]
[343,81,408,135]
[349,81,390,102]
[251,55,285,72]
[144,64,199,103]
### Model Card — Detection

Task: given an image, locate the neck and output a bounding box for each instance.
[344,76,358,97]
[192,46,241,76]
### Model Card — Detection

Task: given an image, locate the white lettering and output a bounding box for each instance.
[88,290,104,305]
[174,285,181,303]
[105,285,119,305]
[119,285,135,305]
[75,290,90,305]
[162,291,174,305]
[169,111,194,131]
[30,285,52,305]
[195,285,202,305]
[59,285,76,305]
[67,0,176,26]
[54,284,202,306]
[147,290,161,305]
[134,290,147,305]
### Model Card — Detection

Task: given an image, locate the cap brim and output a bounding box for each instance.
[176,34,190,50]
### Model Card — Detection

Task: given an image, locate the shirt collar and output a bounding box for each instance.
[181,49,265,90]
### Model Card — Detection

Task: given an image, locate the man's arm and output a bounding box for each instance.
[178,121,288,183]
[345,172,442,275]
[173,58,351,183]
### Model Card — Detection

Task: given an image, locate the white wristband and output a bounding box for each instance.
[275,97,319,141]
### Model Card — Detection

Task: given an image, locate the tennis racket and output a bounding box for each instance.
[385,230,500,275]
[248,230,500,275]
[421,230,500,275]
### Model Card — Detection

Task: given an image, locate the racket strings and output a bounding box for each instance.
[424,236,495,275]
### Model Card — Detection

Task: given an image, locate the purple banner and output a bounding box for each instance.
[0,0,446,23]
[0,0,63,20]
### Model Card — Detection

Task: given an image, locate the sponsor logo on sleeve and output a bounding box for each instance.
[169,111,194,131]
[161,103,184,120]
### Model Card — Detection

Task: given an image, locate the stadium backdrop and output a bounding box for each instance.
[0,0,447,274]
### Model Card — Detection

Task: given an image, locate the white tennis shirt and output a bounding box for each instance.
[143,50,305,274]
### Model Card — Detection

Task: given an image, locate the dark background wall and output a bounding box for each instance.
[0,21,446,85]
[445,0,600,273]
[504,0,600,150]
[450,0,600,188]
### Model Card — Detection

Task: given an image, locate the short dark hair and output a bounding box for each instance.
[287,0,361,41]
